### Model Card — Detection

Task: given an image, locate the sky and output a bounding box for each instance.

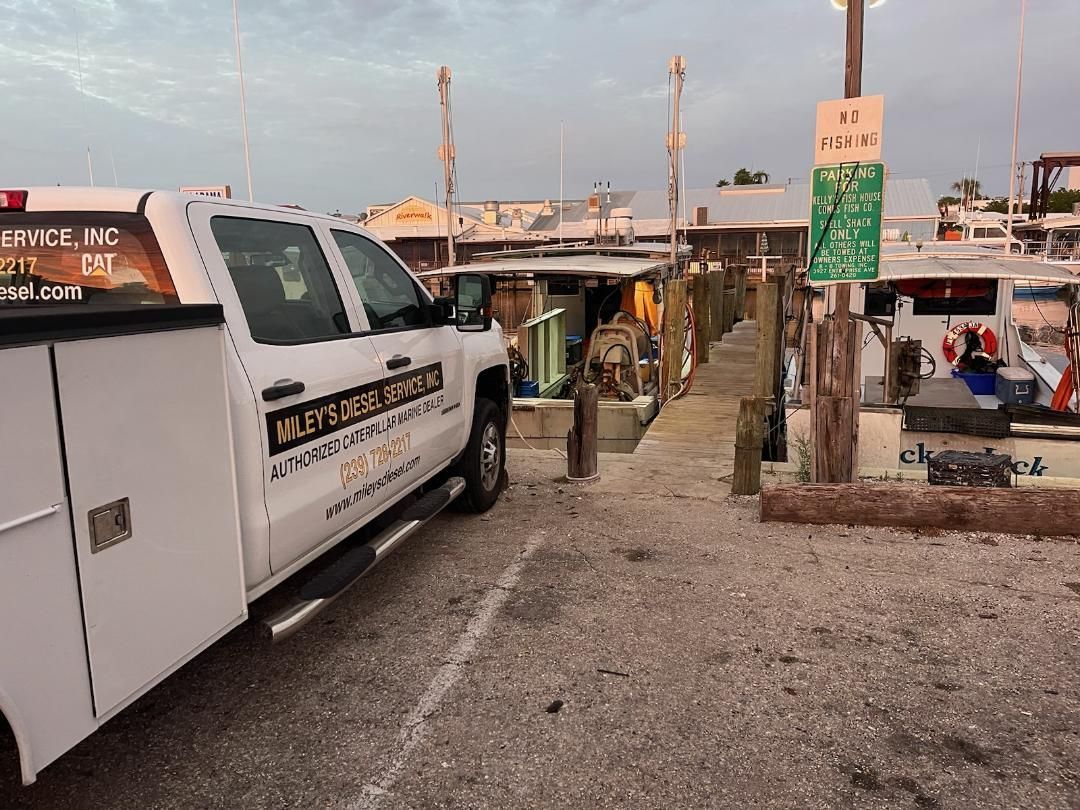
[1,0,1077,213]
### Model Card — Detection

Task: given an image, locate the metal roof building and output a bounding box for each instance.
[529,178,940,267]
[530,178,938,235]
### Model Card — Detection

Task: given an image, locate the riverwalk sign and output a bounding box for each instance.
[808,162,885,283]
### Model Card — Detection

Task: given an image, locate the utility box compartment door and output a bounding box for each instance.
[54,325,246,716]
[0,344,96,778]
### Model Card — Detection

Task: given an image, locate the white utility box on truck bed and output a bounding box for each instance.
[0,188,509,785]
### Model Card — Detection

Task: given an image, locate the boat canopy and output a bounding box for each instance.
[416,254,668,280]
[878,253,1080,286]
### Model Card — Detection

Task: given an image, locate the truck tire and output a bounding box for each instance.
[454,398,504,513]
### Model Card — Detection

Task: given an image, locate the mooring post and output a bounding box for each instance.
[732,396,765,495]
[567,380,599,482]
[661,277,688,401]
[691,273,711,365]
[753,279,780,410]
[708,269,725,343]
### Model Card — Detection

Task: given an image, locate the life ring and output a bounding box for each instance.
[942,321,997,366]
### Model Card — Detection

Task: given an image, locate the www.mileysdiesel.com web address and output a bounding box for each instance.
[0,282,83,302]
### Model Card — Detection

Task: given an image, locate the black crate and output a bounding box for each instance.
[903,405,1011,439]
[927,450,1012,488]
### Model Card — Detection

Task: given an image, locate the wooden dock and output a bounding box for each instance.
[591,320,759,499]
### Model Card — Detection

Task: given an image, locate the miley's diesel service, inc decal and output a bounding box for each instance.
[266,363,444,456]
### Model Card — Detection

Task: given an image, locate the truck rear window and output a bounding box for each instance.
[0,212,178,306]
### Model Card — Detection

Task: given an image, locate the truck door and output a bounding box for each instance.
[324,227,468,498]
[189,207,387,574]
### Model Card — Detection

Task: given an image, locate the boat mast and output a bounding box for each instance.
[667,55,685,276]
[437,66,456,266]
[1006,0,1026,246]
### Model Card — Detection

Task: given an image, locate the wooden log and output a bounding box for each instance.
[760,482,1080,537]
[754,281,780,404]
[732,396,765,495]
[708,269,726,343]
[661,278,688,401]
[691,274,711,365]
[566,381,599,481]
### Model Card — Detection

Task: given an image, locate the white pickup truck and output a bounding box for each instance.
[0,187,509,785]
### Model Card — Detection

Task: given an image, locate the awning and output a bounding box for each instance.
[878,252,1080,286]
[416,254,668,280]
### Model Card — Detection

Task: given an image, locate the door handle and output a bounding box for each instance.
[386,355,412,370]
[262,379,306,401]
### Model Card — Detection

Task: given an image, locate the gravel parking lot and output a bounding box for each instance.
[4,449,1080,809]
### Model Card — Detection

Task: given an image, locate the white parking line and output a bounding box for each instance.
[350,532,545,809]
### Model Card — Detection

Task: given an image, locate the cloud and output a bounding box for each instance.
[1,0,1077,210]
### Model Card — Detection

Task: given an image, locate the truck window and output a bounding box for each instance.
[0,213,177,306]
[210,217,349,343]
[331,230,427,331]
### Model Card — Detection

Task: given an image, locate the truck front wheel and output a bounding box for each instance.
[455,398,504,513]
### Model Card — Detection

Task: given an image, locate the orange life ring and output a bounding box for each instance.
[942,321,997,366]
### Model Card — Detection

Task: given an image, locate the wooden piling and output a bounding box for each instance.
[707,269,725,343]
[661,278,688,401]
[721,289,736,335]
[753,280,780,405]
[566,381,599,481]
[732,266,748,322]
[732,396,765,495]
[691,274,711,365]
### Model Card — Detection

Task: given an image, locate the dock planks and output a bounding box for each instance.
[591,320,759,498]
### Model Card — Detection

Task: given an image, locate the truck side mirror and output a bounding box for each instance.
[429,297,455,326]
[455,274,492,332]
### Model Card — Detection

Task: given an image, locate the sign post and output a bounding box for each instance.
[806,0,880,484]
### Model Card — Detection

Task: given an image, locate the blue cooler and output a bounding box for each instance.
[995,366,1035,404]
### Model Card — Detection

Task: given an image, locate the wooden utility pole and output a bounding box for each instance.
[812,0,864,483]
[437,66,456,266]
[667,55,686,273]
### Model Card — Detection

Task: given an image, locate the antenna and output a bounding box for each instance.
[232,0,255,201]
[1006,0,1026,244]
[559,121,564,243]
[437,66,456,266]
[73,19,94,185]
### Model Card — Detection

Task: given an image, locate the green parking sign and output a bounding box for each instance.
[808,162,885,283]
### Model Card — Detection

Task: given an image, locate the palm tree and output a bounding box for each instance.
[732,168,771,186]
[716,178,731,188]
[951,177,983,207]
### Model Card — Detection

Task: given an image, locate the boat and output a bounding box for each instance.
[785,245,1080,479]
[419,240,697,452]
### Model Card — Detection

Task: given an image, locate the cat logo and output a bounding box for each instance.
[81,252,117,276]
